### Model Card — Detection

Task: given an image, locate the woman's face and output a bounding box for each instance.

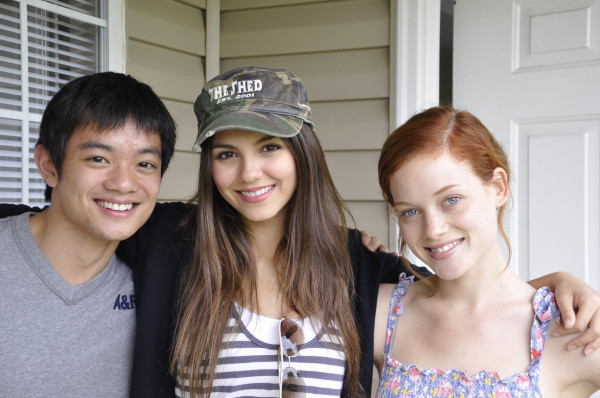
[211,129,297,229]
[389,151,508,280]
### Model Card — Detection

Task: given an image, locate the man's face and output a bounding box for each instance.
[47,121,162,243]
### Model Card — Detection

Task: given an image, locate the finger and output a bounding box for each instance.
[552,303,597,336]
[368,236,381,251]
[377,243,390,253]
[360,230,377,251]
[552,323,577,337]
[569,298,598,333]
[553,292,576,330]
[584,338,600,356]
[575,307,600,354]
[556,304,600,353]
[564,327,600,355]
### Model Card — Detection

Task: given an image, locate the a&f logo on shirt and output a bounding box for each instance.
[113,294,135,310]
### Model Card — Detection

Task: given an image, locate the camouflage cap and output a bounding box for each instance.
[193,66,314,150]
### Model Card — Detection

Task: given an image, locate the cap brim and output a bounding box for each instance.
[193,110,305,150]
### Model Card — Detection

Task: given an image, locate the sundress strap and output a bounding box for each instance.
[383,274,414,356]
[530,286,560,365]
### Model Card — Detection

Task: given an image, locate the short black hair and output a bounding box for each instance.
[37,72,177,201]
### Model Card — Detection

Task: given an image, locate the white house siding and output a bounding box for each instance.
[127,0,206,201]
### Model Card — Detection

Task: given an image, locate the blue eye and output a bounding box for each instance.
[446,197,460,205]
[401,209,418,217]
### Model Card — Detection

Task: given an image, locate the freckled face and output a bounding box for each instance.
[211,129,297,229]
[389,152,506,280]
[47,121,162,243]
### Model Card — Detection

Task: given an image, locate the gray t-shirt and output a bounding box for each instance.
[0,213,136,397]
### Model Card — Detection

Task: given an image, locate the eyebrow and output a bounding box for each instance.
[434,184,460,196]
[211,142,234,150]
[393,184,460,206]
[78,141,161,157]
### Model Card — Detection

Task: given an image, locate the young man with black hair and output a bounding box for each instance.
[0,72,176,397]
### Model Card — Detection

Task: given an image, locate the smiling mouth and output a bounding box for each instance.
[238,185,274,197]
[427,238,464,253]
[97,200,134,212]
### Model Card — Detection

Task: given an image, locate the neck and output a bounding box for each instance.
[430,245,528,309]
[247,218,285,265]
[245,218,296,317]
[29,209,119,286]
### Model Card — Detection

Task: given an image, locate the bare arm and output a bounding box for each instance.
[373,283,396,373]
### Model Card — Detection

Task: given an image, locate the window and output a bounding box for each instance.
[0,0,114,204]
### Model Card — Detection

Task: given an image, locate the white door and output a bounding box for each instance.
[453,0,600,291]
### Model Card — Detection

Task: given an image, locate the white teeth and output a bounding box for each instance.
[98,201,133,212]
[240,186,273,197]
[430,239,461,253]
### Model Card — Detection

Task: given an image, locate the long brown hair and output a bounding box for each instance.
[378,106,512,274]
[172,123,362,397]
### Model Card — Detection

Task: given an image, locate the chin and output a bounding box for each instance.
[97,228,138,242]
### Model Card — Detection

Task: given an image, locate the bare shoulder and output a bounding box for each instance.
[374,283,397,372]
[374,279,424,370]
[540,322,600,396]
[375,284,396,331]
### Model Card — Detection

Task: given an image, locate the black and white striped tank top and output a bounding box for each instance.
[175,305,346,397]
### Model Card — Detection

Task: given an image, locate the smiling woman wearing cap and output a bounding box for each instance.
[172,66,375,397]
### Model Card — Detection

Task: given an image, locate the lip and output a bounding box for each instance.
[426,238,464,260]
[236,185,275,203]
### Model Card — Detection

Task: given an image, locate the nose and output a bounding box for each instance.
[239,156,262,183]
[105,164,136,193]
[423,211,448,240]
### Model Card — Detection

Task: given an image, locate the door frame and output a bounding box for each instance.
[388,0,441,251]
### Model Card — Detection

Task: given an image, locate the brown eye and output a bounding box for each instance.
[215,151,236,159]
[138,162,156,169]
[262,144,280,152]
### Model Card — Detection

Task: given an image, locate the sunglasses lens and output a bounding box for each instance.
[279,318,306,398]
[280,319,304,356]
[281,366,305,396]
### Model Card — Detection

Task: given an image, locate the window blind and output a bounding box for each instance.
[0,0,107,204]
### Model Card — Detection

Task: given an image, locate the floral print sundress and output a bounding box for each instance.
[375,275,560,398]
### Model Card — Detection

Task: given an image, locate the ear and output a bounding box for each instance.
[35,146,59,188]
[490,167,509,208]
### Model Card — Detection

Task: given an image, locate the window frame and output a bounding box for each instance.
[0,0,125,204]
